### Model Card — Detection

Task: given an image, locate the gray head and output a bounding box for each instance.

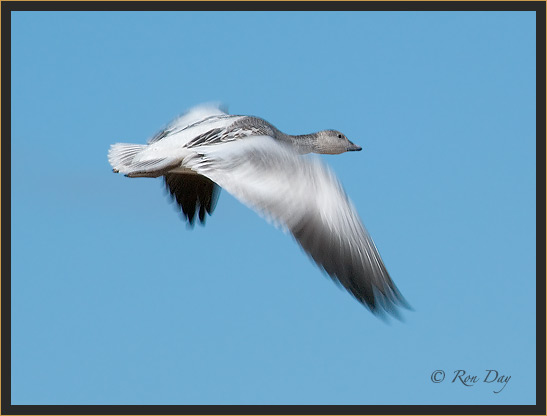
[313,130,362,155]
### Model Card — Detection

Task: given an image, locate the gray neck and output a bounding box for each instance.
[275,131,318,154]
[238,117,319,154]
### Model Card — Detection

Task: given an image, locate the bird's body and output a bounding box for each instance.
[108,104,407,317]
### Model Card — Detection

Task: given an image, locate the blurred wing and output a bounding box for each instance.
[183,136,408,315]
[148,103,229,143]
[164,173,220,226]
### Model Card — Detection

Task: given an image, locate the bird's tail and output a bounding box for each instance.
[108,143,182,177]
[108,143,148,174]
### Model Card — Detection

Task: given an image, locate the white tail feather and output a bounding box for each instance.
[108,143,147,174]
[108,143,182,177]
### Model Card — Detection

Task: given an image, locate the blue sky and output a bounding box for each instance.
[11,11,536,405]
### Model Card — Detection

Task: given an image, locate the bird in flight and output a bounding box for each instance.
[108,104,408,317]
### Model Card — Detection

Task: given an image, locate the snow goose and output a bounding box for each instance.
[108,104,408,317]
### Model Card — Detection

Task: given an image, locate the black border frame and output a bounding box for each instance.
[2,1,545,415]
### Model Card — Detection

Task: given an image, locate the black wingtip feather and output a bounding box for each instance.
[291,215,410,320]
[164,173,220,227]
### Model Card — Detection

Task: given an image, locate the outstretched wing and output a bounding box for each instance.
[182,136,408,316]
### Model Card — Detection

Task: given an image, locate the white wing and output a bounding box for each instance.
[183,136,408,315]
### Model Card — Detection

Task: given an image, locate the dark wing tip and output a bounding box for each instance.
[340,261,411,320]
[292,215,410,320]
[164,173,221,227]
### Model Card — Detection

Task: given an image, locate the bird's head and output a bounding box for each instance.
[314,130,362,155]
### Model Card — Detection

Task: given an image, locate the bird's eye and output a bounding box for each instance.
[338,134,342,139]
